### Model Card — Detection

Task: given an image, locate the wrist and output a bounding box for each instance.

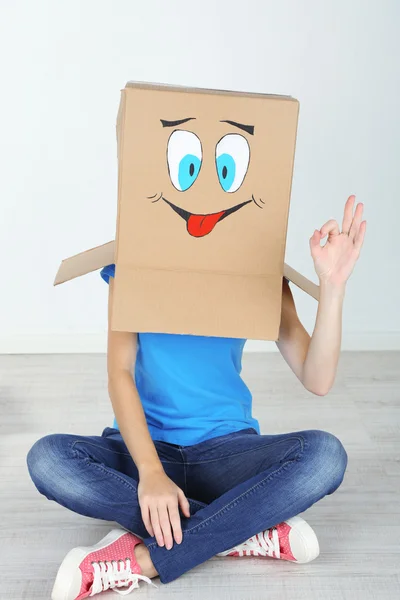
[137,461,165,478]
[319,278,346,300]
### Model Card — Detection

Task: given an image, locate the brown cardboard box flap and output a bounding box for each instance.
[283,263,319,301]
[54,241,319,301]
[112,265,283,340]
[53,241,115,285]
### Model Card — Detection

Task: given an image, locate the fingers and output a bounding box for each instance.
[354,220,367,252]
[145,502,182,549]
[309,229,322,246]
[320,219,340,238]
[141,488,190,550]
[309,229,322,250]
[140,504,154,538]
[349,202,364,239]
[178,488,191,518]
[149,505,165,547]
[158,505,174,550]
[309,230,323,260]
[342,195,356,233]
[168,502,183,544]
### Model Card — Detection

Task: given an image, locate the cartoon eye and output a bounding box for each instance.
[215,134,250,193]
[167,130,202,191]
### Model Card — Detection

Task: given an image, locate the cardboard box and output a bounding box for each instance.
[54,82,319,340]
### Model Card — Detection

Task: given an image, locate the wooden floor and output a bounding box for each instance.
[1,352,399,600]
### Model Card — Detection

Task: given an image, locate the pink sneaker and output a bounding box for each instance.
[51,529,156,599]
[217,516,320,564]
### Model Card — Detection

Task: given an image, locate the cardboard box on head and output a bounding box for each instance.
[54,82,319,340]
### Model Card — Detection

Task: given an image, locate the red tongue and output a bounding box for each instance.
[187,211,226,237]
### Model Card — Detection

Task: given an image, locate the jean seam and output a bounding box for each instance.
[184,437,304,465]
[280,436,305,462]
[70,442,138,493]
[186,460,300,534]
[72,440,184,465]
[72,440,132,457]
[147,434,308,547]
[179,448,187,496]
[189,498,206,509]
[85,459,138,492]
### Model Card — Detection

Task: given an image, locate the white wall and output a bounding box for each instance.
[0,0,399,353]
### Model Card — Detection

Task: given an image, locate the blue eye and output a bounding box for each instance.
[167,130,202,191]
[216,153,236,192]
[178,154,201,191]
[215,134,250,193]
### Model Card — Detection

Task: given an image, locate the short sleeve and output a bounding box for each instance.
[100,264,116,284]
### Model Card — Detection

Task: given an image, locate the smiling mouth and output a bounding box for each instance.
[162,197,253,237]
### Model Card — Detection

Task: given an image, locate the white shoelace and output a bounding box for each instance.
[219,528,281,559]
[90,558,156,596]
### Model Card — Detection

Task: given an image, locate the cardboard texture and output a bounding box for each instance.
[54,240,318,299]
[54,82,319,340]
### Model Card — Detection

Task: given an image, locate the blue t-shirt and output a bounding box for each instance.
[101,264,260,445]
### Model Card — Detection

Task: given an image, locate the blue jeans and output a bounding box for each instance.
[27,427,347,584]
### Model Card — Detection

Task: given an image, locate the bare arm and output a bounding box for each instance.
[107,278,162,472]
[107,278,190,548]
[276,279,343,396]
[277,196,366,396]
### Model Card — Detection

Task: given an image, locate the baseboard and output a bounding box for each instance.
[0,333,108,354]
[0,332,400,354]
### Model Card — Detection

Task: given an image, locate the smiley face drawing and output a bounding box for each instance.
[147,117,265,238]
[117,83,299,284]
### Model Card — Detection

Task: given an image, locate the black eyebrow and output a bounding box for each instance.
[220,120,254,135]
[160,118,196,127]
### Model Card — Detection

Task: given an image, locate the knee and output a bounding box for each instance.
[304,430,348,496]
[27,434,69,497]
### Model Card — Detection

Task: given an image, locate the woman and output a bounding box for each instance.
[27,196,366,599]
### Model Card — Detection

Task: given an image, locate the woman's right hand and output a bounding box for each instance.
[138,468,191,549]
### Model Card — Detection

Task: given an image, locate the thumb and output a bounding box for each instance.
[309,229,322,253]
[177,488,191,518]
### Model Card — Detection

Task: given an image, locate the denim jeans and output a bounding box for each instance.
[27,427,347,584]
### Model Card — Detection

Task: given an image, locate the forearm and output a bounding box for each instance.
[302,281,345,395]
[108,371,164,476]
